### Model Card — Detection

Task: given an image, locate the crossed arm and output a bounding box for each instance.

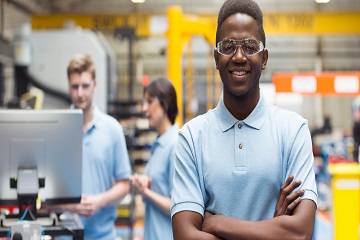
[172,176,316,240]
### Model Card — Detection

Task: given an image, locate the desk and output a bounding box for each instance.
[0,212,84,240]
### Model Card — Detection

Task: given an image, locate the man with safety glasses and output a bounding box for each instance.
[171,0,318,239]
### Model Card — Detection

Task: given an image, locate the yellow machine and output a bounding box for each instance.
[328,162,360,240]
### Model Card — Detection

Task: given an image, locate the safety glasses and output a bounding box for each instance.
[216,38,264,57]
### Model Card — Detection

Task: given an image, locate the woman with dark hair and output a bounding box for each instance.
[131,77,178,240]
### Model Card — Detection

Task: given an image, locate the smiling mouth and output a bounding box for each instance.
[231,70,248,76]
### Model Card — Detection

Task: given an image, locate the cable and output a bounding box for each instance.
[6,228,11,239]
[27,208,36,221]
[18,206,30,221]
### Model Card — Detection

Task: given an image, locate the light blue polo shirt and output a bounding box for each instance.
[81,106,131,240]
[171,92,318,221]
[144,123,178,240]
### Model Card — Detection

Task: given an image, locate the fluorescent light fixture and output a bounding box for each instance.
[315,0,331,3]
[131,0,146,3]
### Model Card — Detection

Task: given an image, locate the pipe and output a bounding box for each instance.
[14,65,71,103]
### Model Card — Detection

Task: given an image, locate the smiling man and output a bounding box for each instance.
[171,0,318,239]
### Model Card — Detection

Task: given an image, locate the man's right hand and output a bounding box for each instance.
[273,175,305,217]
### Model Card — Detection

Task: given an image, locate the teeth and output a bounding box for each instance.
[232,71,246,76]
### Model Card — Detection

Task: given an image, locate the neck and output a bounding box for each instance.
[83,106,94,133]
[223,90,260,120]
[156,118,173,136]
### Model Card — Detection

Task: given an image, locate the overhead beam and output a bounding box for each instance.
[5,0,35,15]
[32,12,360,36]
[264,12,360,35]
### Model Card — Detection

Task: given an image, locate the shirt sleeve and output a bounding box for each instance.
[286,121,318,208]
[114,123,131,180]
[168,144,176,196]
[171,128,205,218]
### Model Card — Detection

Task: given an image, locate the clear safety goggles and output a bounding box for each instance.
[216,38,264,56]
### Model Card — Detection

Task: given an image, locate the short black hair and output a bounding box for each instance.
[144,78,178,125]
[216,0,266,47]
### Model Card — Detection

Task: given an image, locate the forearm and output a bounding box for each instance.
[172,211,222,240]
[211,215,306,240]
[143,188,171,214]
[98,179,130,206]
[205,201,316,240]
[174,228,223,240]
[46,203,78,213]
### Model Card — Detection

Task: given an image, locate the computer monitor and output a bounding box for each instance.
[0,109,83,219]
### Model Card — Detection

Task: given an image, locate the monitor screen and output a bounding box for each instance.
[0,109,83,207]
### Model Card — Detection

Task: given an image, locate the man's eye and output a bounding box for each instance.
[223,44,235,53]
[243,44,258,54]
[223,45,234,50]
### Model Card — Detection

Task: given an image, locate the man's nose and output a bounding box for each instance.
[77,86,83,96]
[232,46,247,61]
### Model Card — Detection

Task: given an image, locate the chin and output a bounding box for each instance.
[148,121,155,129]
[227,84,258,99]
[75,104,85,110]
[226,88,248,99]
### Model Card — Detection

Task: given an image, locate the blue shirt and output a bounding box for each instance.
[81,107,131,240]
[144,123,178,240]
[171,92,317,221]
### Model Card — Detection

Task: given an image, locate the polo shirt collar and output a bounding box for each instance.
[215,91,268,132]
[70,104,100,132]
[156,123,179,147]
[90,106,100,129]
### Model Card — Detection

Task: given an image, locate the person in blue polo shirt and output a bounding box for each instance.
[131,78,178,240]
[171,0,318,239]
[51,54,131,240]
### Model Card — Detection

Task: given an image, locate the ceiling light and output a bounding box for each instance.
[315,0,331,3]
[131,0,146,3]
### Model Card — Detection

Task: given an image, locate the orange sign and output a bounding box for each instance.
[273,72,360,96]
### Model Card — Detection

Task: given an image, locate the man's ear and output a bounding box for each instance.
[261,49,268,70]
[214,48,219,70]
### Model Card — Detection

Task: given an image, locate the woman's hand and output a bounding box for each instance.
[130,173,151,195]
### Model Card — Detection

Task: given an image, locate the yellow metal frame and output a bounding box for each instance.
[185,39,195,122]
[167,6,216,126]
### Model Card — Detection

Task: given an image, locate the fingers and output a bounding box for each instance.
[275,175,294,210]
[77,202,97,216]
[281,175,294,190]
[274,175,305,217]
[278,176,301,205]
[283,191,304,215]
[130,174,151,195]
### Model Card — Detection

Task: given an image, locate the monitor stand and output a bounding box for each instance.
[16,168,39,220]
